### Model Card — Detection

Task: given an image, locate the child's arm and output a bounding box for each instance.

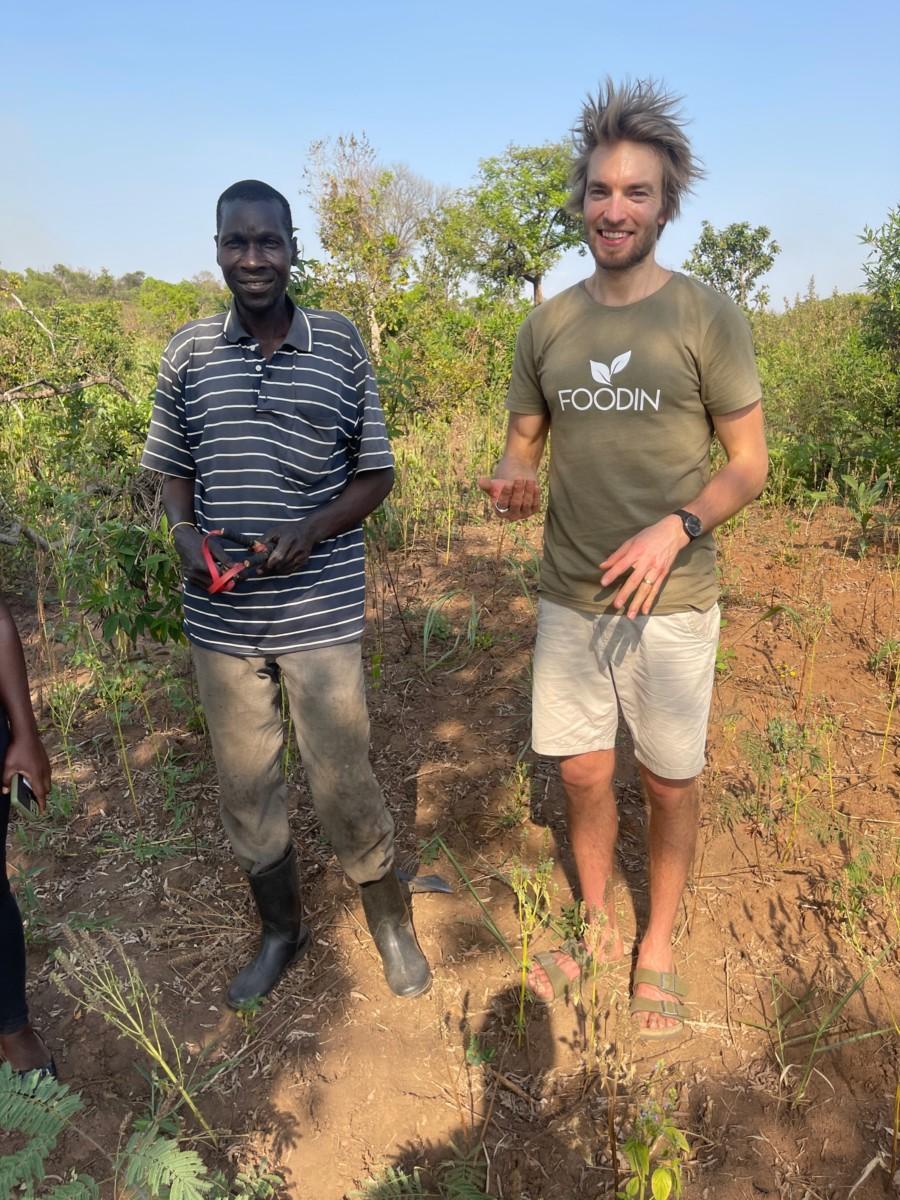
[0,598,51,806]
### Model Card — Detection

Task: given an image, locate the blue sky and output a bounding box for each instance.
[3,0,898,306]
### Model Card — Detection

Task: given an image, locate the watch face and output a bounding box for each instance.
[684,513,702,538]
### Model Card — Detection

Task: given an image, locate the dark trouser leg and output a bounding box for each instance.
[0,739,29,1037]
[190,647,309,1004]
[1,719,56,1074]
[191,645,293,871]
[279,643,430,997]
[278,641,394,883]
[0,892,29,1037]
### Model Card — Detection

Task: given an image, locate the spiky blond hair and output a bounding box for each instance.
[568,78,704,232]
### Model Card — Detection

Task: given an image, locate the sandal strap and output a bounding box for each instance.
[630,996,690,1020]
[633,967,687,997]
[531,951,572,1000]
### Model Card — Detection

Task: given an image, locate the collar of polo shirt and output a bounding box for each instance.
[222,297,314,353]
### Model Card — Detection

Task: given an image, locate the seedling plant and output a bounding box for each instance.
[618,1093,690,1200]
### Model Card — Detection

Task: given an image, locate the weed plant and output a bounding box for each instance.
[488,762,531,832]
[13,782,73,853]
[52,928,217,1138]
[420,591,488,672]
[869,638,899,682]
[159,748,203,832]
[351,1165,429,1198]
[508,854,554,1037]
[8,864,50,946]
[738,714,826,857]
[841,471,893,554]
[754,949,895,1105]
[0,1061,283,1200]
[45,678,82,808]
[618,1091,690,1200]
[351,1149,495,1199]
[830,831,900,947]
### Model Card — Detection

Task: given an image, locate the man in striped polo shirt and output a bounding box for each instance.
[142,180,430,1005]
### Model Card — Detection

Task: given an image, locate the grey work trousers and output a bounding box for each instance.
[191,641,394,882]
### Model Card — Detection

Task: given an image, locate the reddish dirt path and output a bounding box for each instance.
[7,505,898,1198]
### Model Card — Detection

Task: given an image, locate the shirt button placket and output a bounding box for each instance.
[252,347,266,408]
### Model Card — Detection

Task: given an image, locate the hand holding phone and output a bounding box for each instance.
[10,773,42,820]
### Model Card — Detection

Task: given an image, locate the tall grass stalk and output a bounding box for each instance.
[881,669,898,773]
[509,856,554,1039]
[53,929,215,1140]
[780,779,814,864]
[757,946,896,1105]
[45,678,81,808]
[430,835,515,961]
[422,590,466,672]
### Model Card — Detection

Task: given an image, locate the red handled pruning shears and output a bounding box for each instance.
[202,528,273,594]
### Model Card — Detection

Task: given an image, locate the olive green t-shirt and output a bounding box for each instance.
[505,273,761,615]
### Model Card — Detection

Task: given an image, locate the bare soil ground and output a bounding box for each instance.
[6,504,899,1198]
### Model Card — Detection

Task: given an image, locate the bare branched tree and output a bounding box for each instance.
[304,134,446,356]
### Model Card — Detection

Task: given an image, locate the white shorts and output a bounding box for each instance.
[532,597,720,778]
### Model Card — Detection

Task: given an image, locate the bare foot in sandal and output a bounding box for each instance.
[527,922,626,1003]
[631,939,688,1037]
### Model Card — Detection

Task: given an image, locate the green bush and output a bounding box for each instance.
[752,293,897,489]
[860,205,900,369]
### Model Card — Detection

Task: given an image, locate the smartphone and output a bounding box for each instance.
[10,773,40,820]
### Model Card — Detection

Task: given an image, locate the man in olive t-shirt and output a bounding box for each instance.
[478,80,768,1036]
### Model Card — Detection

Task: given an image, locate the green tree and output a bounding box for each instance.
[137,277,202,336]
[683,220,780,309]
[2,265,147,308]
[305,133,443,359]
[860,205,900,369]
[434,142,583,305]
[134,276,227,337]
[188,270,229,311]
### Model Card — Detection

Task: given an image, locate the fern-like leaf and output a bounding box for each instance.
[349,1165,429,1198]
[122,1130,214,1200]
[0,1138,55,1196]
[0,1062,83,1136]
[0,1062,84,1194]
[440,1153,494,1200]
[42,1175,101,1200]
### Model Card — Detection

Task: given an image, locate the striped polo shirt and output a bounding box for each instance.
[141,299,393,656]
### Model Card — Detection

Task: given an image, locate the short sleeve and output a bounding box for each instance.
[505,318,549,415]
[347,324,394,474]
[141,340,194,477]
[699,301,762,417]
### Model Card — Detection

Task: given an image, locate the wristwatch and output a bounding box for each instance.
[673,509,703,540]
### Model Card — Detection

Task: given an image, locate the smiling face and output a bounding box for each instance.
[215,198,296,316]
[583,140,667,273]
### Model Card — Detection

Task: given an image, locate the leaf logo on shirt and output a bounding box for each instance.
[590,351,632,385]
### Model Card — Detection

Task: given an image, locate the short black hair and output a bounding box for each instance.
[216,180,294,238]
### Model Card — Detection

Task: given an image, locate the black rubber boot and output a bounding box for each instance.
[360,869,432,998]
[226,844,310,1009]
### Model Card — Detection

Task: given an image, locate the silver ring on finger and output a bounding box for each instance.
[495,503,510,514]
[642,576,655,585]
